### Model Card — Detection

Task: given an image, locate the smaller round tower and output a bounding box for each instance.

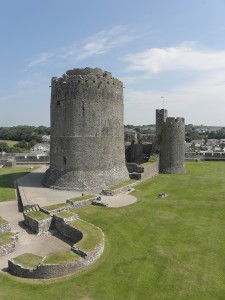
[159,117,185,174]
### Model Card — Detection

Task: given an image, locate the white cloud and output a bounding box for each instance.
[124,71,225,126]
[123,42,225,73]
[28,52,55,68]
[27,25,135,68]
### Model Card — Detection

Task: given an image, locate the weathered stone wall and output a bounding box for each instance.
[127,161,159,181]
[0,233,18,256]
[8,239,104,279]
[43,67,129,190]
[101,181,138,196]
[53,215,82,243]
[23,214,53,235]
[66,198,94,209]
[0,222,11,232]
[159,117,185,174]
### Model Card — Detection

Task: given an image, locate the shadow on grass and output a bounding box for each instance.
[0,172,30,188]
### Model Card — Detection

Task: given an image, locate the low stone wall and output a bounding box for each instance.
[128,160,159,181]
[53,215,82,243]
[126,163,144,173]
[0,222,11,232]
[139,160,159,180]
[0,233,19,256]
[8,235,104,279]
[101,181,138,196]
[66,198,94,209]
[23,214,53,235]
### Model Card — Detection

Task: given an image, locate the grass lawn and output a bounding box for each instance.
[0,216,8,225]
[0,140,19,147]
[68,194,96,202]
[0,232,14,246]
[13,253,43,269]
[109,179,137,190]
[42,202,69,211]
[25,211,50,221]
[0,162,225,299]
[43,251,81,265]
[0,167,32,201]
[56,211,77,218]
[69,219,104,252]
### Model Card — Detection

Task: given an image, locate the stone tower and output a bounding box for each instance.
[153,109,168,152]
[159,117,185,174]
[43,67,129,190]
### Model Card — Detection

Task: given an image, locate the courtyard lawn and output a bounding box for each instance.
[0,162,225,299]
[0,167,32,201]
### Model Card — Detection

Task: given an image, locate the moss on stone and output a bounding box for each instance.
[43,251,81,264]
[13,253,43,269]
[69,219,103,252]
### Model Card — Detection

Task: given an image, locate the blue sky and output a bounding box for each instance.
[1,0,225,126]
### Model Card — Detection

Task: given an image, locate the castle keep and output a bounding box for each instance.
[43,67,129,190]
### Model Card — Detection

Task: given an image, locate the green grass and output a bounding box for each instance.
[0,232,14,246]
[0,216,8,225]
[68,194,95,202]
[43,251,81,264]
[0,140,19,147]
[42,202,69,211]
[108,179,137,190]
[0,167,32,201]
[69,219,103,252]
[1,162,225,299]
[57,211,77,218]
[140,154,159,167]
[13,253,43,269]
[26,211,50,221]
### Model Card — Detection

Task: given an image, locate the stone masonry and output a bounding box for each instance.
[43,67,129,190]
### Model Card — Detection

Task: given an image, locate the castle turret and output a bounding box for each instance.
[159,117,185,174]
[43,67,129,190]
[153,109,168,152]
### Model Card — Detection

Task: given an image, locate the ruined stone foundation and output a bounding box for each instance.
[43,67,129,190]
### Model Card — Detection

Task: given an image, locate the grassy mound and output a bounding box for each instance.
[43,251,81,264]
[0,232,14,246]
[13,253,43,269]
[69,219,103,252]
[68,194,95,202]
[25,210,50,221]
[42,202,69,211]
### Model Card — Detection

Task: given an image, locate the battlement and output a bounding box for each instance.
[52,67,123,88]
[165,117,185,126]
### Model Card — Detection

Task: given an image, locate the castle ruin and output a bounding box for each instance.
[43,67,129,190]
[155,109,185,174]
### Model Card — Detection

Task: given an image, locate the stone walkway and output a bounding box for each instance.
[0,166,137,271]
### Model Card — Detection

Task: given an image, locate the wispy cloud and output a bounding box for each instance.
[123,42,225,73]
[124,70,225,126]
[28,52,55,68]
[27,25,135,69]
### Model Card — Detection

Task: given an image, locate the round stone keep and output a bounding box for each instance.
[43,67,129,190]
[159,117,185,174]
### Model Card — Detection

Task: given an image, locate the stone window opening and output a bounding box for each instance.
[63,156,67,164]
[57,100,60,106]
